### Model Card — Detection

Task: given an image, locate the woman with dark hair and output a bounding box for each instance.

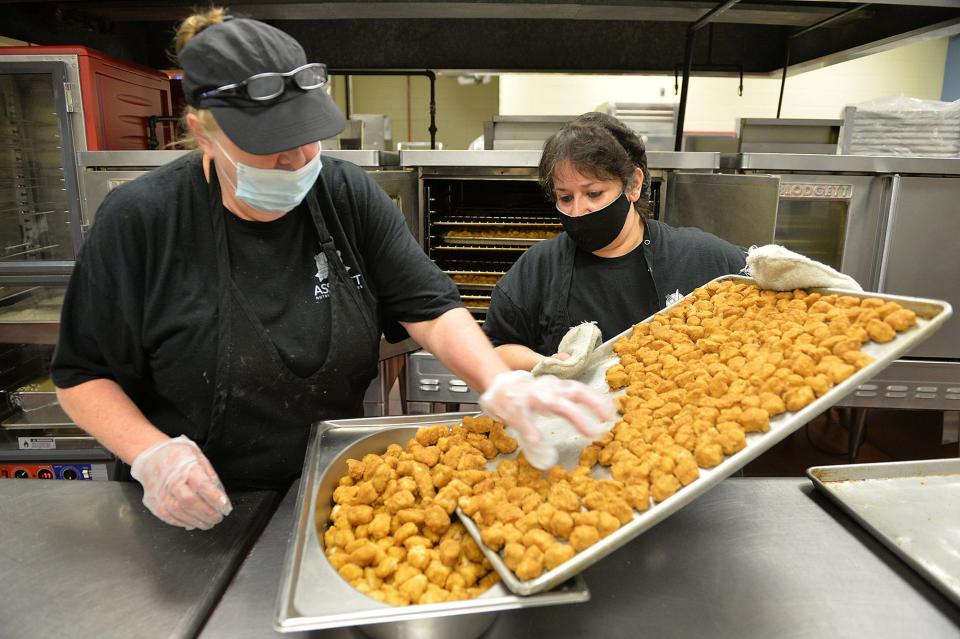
[484,112,746,370]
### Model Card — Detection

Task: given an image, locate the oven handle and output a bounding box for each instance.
[876,173,902,294]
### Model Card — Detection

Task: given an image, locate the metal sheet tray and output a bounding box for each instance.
[446,270,504,292]
[807,458,960,608]
[458,274,953,595]
[274,413,590,633]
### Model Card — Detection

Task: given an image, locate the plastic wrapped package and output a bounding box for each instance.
[841,94,960,157]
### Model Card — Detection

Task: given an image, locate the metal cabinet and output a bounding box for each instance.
[879,176,960,361]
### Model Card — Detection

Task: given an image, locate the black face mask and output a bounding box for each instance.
[557,191,631,252]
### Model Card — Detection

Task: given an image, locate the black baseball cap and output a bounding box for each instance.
[180,17,346,154]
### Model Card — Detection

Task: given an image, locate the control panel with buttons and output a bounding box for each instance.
[0,462,109,480]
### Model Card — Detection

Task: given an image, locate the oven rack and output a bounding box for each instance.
[439,259,516,272]
[445,270,505,291]
[430,216,561,227]
[432,245,528,253]
[461,294,491,313]
[441,236,546,247]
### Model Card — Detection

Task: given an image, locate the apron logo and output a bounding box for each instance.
[314,252,331,300]
[314,249,364,301]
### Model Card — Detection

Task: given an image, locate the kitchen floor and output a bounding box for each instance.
[743,408,960,476]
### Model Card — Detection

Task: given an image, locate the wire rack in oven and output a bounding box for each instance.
[445,270,505,291]
[432,216,562,249]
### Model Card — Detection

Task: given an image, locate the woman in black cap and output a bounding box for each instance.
[51,8,613,530]
[484,112,746,370]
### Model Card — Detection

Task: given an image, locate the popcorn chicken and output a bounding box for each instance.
[885,308,917,331]
[569,525,601,552]
[522,528,556,553]
[606,364,630,390]
[345,505,374,526]
[339,563,364,582]
[596,511,622,538]
[385,489,415,514]
[547,482,581,512]
[737,407,770,433]
[412,445,442,467]
[415,425,446,446]
[650,470,680,502]
[502,542,525,571]
[783,386,816,412]
[515,545,545,581]
[543,543,576,570]
[437,538,461,567]
[842,350,874,369]
[695,442,724,468]
[716,425,747,456]
[674,455,700,486]
[546,509,575,538]
[424,504,451,534]
[398,574,428,601]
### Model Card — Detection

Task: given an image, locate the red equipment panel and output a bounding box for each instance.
[1,45,174,150]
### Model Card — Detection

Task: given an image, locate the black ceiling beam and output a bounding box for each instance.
[787,4,960,66]
[675,0,743,151]
[777,3,872,117]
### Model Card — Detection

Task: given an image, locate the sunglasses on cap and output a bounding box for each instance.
[198,62,329,103]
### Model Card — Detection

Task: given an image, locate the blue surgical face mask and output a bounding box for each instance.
[214,138,322,214]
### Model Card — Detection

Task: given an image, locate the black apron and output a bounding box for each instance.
[201,163,380,489]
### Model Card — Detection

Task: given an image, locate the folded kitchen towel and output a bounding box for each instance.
[746,244,863,292]
[532,322,603,379]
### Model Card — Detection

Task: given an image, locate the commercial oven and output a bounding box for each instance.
[0,47,173,263]
[735,153,960,410]
[0,46,172,478]
[398,150,720,411]
[0,270,116,480]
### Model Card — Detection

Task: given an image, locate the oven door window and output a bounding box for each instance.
[774,200,848,272]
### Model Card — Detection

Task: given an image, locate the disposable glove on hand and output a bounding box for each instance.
[532,322,602,379]
[479,370,616,469]
[746,244,862,292]
[130,435,233,530]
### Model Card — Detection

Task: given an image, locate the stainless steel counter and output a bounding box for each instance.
[736,153,960,175]
[202,478,959,638]
[0,479,278,639]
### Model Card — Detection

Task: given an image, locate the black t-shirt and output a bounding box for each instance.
[567,245,658,344]
[51,152,461,440]
[223,205,330,377]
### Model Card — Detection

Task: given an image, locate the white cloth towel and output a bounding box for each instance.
[745,244,862,292]
[532,322,603,379]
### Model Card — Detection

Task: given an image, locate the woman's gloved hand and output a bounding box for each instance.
[479,370,616,468]
[130,435,233,530]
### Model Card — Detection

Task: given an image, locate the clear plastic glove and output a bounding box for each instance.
[130,435,233,530]
[479,370,616,469]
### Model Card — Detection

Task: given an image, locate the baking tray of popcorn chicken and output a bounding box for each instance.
[274,413,590,633]
[455,274,952,596]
